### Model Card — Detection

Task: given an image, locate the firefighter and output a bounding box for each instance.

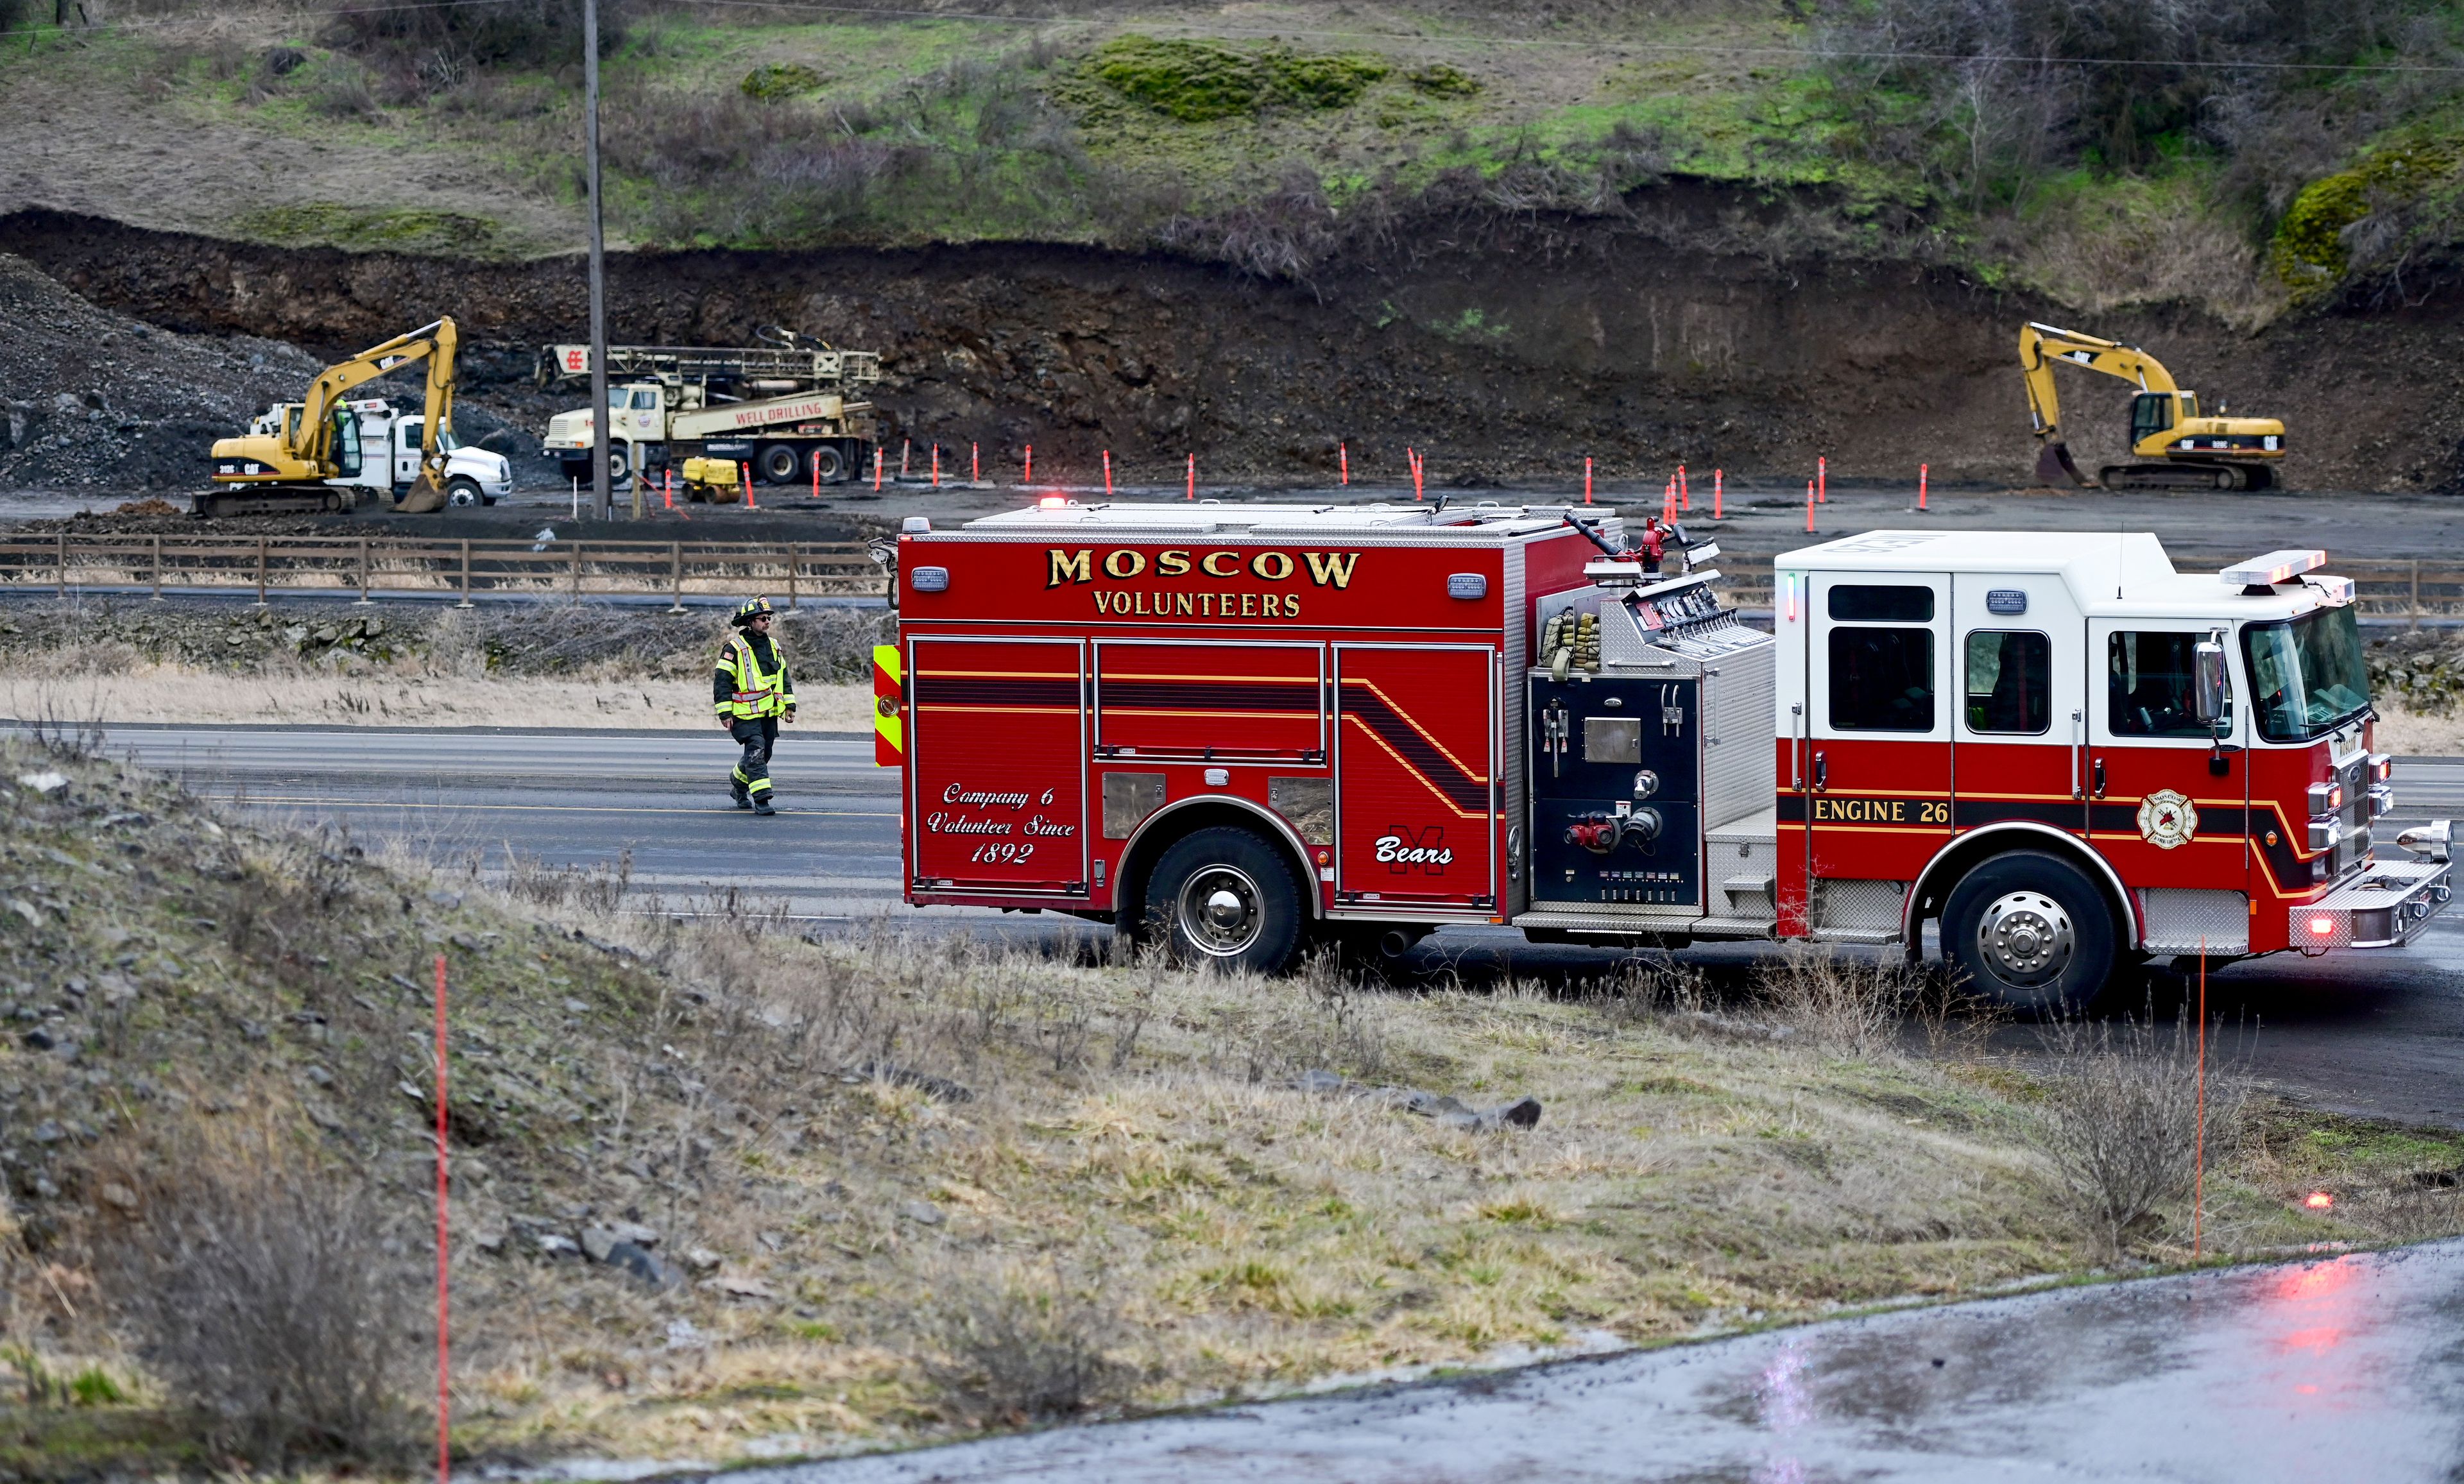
[715,596,796,815]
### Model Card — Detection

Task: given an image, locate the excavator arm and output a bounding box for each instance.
[2018,321,2182,487]
[296,318,459,490]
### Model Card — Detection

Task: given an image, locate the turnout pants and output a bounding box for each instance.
[730,717,780,797]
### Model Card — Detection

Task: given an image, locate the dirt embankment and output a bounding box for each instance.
[8,198,2464,492]
[0,246,542,494]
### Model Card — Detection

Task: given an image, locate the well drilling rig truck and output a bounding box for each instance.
[2021,321,2288,491]
[538,332,882,490]
[873,501,2453,1006]
[205,318,503,517]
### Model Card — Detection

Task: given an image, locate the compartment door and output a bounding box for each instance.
[1333,644,1496,912]
[2087,622,2250,927]
[907,636,1088,896]
[1095,641,1324,762]
[1804,572,1953,914]
[1951,576,2087,841]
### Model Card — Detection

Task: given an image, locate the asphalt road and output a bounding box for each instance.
[769,1240,2464,1483]
[12,477,2464,572]
[49,724,2464,1128]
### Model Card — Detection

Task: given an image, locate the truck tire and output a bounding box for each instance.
[809,444,848,484]
[607,447,631,482]
[1145,826,1305,975]
[445,477,483,507]
[1942,850,2119,1012]
[758,443,801,484]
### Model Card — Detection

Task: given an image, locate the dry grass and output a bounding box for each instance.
[0,743,2447,1471]
[2368,701,2464,757]
[1999,188,2291,332]
[0,667,872,730]
[0,598,887,729]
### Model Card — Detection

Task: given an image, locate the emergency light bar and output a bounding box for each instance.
[2220,549,2327,587]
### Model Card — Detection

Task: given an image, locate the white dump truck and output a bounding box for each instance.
[227,397,513,510]
[537,332,882,489]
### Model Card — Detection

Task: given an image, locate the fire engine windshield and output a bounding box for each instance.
[2241,607,2370,742]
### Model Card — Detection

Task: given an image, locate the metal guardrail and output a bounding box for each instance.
[0,538,2445,620]
[0,535,884,607]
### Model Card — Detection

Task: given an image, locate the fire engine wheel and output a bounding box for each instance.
[1942,851,2118,1012]
[1147,827,1305,975]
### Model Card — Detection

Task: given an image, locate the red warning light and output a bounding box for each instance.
[2307,916,2336,937]
[2304,1191,2334,1211]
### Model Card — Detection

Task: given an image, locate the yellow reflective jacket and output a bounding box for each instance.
[714,631,795,720]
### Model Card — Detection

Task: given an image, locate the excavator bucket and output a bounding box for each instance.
[2035,440,2094,489]
[396,475,447,515]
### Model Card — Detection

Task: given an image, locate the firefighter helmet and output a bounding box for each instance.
[731,596,776,627]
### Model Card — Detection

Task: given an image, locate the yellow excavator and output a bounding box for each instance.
[2019,321,2287,491]
[203,318,461,517]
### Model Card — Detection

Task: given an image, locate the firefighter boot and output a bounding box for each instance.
[752,789,776,817]
[731,772,753,810]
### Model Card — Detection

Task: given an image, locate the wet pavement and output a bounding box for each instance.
[762,1241,2464,1483]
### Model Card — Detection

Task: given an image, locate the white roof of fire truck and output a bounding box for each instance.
[1781,530,2348,621]
[957,500,1582,540]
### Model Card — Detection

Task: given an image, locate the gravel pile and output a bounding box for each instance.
[0,252,323,492]
[0,252,541,495]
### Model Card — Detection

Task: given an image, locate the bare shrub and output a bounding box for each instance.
[1754,944,1921,1057]
[319,0,624,72]
[1156,164,1344,279]
[90,1125,425,1465]
[1582,955,1713,1027]
[1199,955,1390,1084]
[502,846,631,914]
[310,62,383,121]
[921,1266,1133,1426]
[2028,1014,2247,1258]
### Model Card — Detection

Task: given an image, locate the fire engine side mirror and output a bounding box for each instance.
[2192,641,2229,726]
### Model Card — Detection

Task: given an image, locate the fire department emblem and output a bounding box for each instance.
[2137,789,2198,850]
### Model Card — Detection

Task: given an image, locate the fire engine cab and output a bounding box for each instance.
[880,503,2454,1005]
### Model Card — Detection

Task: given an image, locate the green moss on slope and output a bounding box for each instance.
[2271,132,2462,297]
[1083,35,1390,123]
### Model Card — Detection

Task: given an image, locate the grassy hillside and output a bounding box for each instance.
[0,732,2452,1470]
[3,1,2462,323]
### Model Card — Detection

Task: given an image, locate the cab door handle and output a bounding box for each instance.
[1813,752,1827,792]
[2092,758,2107,799]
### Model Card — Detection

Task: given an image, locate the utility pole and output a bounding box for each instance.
[583,0,611,522]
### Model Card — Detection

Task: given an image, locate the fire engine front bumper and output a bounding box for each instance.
[2292,855,2455,951]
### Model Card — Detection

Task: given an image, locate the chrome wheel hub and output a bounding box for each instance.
[1977,890,2074,984]
[1179,866,1263,957]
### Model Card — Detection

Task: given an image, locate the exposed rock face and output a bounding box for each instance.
[8,201,2463,492]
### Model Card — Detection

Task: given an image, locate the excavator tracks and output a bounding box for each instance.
[2098,462,2278,492]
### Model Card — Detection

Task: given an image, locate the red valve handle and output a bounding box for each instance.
[1566,819,1621,854]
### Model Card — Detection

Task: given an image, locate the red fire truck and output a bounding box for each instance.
[877,503,2454,1005]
